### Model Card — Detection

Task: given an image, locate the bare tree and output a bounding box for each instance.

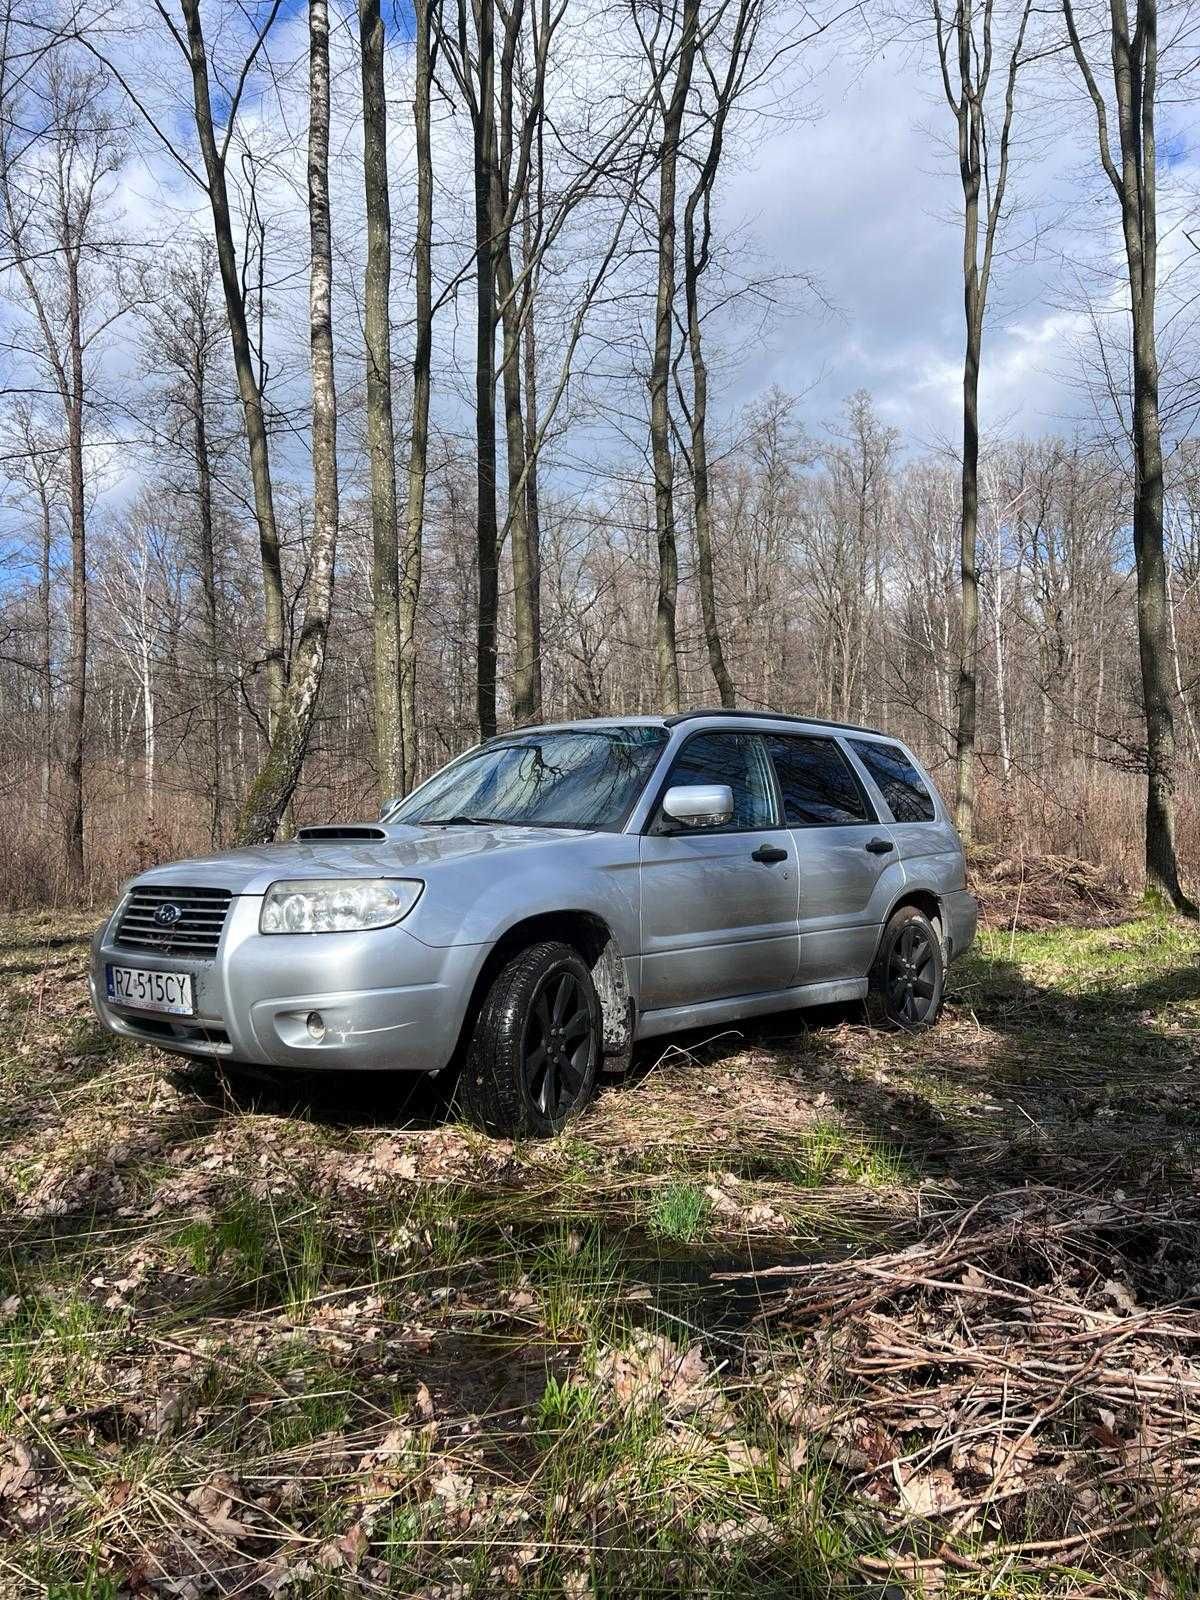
[439,0,502,739]
[236,0,340,842]
[675,0,765,709]
[3,403,61,815]
[437,0,641,735]
[359,0,402,804]
[174,0,289,748]
[931,0,1032,844]
[495,24,549,729]
[95,503,183,817]
[139,242,230,844]
[402,0,439,788]
[1062,0,1196,911]
[0,51,126,884]
[644,0,700,713]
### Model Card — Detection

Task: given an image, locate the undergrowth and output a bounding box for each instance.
[0,908,1198,1595]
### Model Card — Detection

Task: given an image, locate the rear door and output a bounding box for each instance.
[763,733,897,982]
[638,731,799,1010]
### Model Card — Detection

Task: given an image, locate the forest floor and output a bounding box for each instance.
[2,880,1200,1598]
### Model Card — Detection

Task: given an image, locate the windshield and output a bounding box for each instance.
[391,726,668,831]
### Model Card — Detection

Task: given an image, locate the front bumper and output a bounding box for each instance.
[89,894,487,1073]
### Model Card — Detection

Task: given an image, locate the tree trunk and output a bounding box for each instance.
[936,0,1029,843]
[1062,0,1194,910]
[36,472,53,821]
[359,0,403,805]
[235,0,340,843]
[192,357,222,845]
[520,186,543,720]
[683,184,735,708]
[140,637,155,817]
[64,238,86,886]
[955,289,981,843]
[992,566,1011,777]
[496,218,538,723]
[473,0,499,740]
[180,0,286,738]
[951,2,983,847]
[497,61,542,728]
[1132,278,1191,906]
[649,0,699,715]
[401,0,435,790]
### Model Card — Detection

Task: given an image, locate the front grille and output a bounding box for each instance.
[115,885,233,958]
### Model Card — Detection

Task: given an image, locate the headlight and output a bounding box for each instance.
[259,878,423,934]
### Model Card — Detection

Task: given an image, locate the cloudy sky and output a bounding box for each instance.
[705,20,1200,454]
[9,0,1200,539]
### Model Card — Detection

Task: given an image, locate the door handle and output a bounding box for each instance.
[865,837,894,855]
[752,843,789,864]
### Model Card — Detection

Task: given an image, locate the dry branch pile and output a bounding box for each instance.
[971,851,1129,931]
[730,1186,1200,1584]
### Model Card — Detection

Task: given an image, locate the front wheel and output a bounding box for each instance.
[867,906,945,1031]
[457,941,601,1136]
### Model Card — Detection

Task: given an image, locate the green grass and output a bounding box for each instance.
[646,1180,712,1242]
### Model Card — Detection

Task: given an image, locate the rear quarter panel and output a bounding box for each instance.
[839,738,970,939]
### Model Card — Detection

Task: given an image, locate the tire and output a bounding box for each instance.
[866,905,945,1031]
[457,941,602,1137]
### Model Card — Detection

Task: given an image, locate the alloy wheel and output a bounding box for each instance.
[522,968,594,1118]
[887,921,938,1026]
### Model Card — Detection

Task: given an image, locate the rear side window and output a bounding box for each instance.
[848,739,936,822]
[765,735,871,826]
[653,732,774,831]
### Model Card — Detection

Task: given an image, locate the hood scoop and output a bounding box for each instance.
[296,825,388,841]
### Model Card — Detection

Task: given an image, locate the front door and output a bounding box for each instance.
[638,731,800,1010]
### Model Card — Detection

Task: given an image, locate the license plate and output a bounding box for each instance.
[106,965,194,1016]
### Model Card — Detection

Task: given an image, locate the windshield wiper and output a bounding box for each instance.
[423,814,504,826]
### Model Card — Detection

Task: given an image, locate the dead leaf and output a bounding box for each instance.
[898,1467,958,1517]
[413,1381,435,1421]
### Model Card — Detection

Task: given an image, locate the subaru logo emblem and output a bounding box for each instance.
[153,902,182,927]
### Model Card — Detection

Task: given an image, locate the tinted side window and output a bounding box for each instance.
[848,739,935,822]
[654,732,774,831]
[765,735,871,826]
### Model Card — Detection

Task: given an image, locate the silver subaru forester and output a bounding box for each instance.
[90,710,977,1135]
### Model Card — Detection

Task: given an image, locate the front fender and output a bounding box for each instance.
[401,835,642,959]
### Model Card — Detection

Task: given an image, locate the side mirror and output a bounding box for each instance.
[379,797,400,821]
[661,783,734,829]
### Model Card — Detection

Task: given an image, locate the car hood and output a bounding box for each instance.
[128,823,587,896]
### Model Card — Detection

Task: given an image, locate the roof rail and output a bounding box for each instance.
[662,707,885,737]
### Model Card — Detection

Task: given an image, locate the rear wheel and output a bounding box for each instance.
[457,941,601,1136]
[867,906,944,1030]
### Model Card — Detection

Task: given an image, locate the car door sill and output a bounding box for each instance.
[635,977,868,1040]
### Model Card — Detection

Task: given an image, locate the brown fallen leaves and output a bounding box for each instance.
[593,1332,734,1431]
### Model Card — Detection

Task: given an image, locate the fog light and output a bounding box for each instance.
[306,1010,326,1041]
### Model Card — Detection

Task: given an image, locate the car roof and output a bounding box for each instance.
[491,709,887,739]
